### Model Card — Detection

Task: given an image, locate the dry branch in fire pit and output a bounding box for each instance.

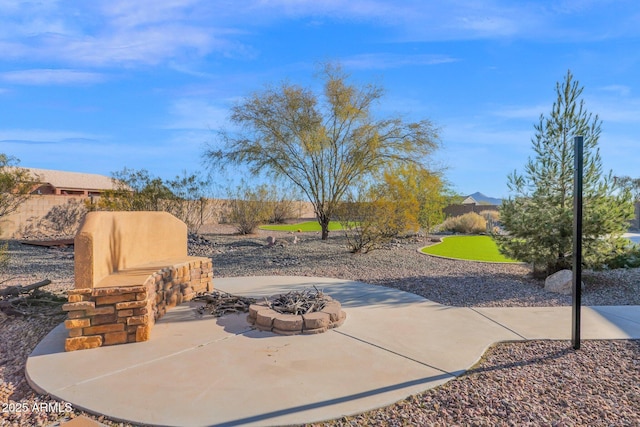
[267,286,329,315]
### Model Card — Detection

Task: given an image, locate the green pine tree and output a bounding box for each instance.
[498,71,634,276]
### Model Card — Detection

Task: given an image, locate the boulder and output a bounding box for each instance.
[544,269,585,295]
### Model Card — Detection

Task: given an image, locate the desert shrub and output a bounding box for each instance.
[441,212,486,234]
[479,210,500,234]
[336,175,420,253]
[227,182,271,234]
[479,210,500,222]
[165,171,218,233]
[263,184,299,224]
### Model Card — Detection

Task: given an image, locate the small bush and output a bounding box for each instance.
[264,185,299,224]
[227,183,271,234]
[479,210,500,234]
[602,244,640,269]
[441,212,486,234]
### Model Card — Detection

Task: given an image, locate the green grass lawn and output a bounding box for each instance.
[259,221,346,232]
[421,235,519,263]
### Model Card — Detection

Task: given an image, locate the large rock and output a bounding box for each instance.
[544,269,585,295]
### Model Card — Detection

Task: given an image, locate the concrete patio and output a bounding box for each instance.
[26,276,640,427]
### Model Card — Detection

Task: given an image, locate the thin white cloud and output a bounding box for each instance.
[0,1,235,67]
[1,129,213,181]
[0,0,638,69]
[0,129,104,143]
[341,53,458,70]
[590,99,640,123]
[598,85,632,97]
[0,69,105,85]
[491,104,548,120]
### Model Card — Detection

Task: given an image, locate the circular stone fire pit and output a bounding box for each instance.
[247,295,346,335]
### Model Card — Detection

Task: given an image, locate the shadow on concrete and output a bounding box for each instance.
[589,306,640,338]
[213,373,455,427]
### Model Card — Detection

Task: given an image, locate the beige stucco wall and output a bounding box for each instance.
[0,195,317,239]
[74,211,188,289]
[0,195,86,238]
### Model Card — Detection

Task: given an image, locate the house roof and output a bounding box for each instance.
[461,196,477,205]
[23,168,118,191]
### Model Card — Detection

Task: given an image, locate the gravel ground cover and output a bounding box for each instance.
[1,227,639,426]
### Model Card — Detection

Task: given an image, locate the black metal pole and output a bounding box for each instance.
[572,136,584,350]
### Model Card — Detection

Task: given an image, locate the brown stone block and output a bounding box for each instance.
[182,292,196,302]
[68,328,83,338]
[126,315,149,326]
[93,286,145,296]
[320,302,343,322]
[255,308,278,328]
[95,294,135,306]
[67,294,86,303]
[104,331,128,345]
[246,314,256,325]
[248,304,264,319]
[190,270,201,280]
[117,309,134,317]
[65,318,90,329]
[127,332,137,342]
[67,311,86,319]
[273,314,303,332]
[115,300,147,310]
[91,313,117,326]
[62,301,95,312]
[136,325,151,341]
[329,311,347,328]
[135,291,148,301]
[65,336,102,352]
[164,282,173,291]
[86,306,116,316]
[67,289,92,296]
[167,293,178,307]
[154,274,162,283]
[133,307,148,315]
[84,323,125,335]
[255,324,273,332]
[303,312,330,330]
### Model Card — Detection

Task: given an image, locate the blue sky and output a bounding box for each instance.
[1,1,639,198]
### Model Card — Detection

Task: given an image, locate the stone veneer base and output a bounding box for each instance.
[62,258,213,351]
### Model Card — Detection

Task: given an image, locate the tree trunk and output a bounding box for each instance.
[318,215,330,240]
[321,227,329,240]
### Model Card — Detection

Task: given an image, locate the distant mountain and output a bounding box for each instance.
[467,192,502,205]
